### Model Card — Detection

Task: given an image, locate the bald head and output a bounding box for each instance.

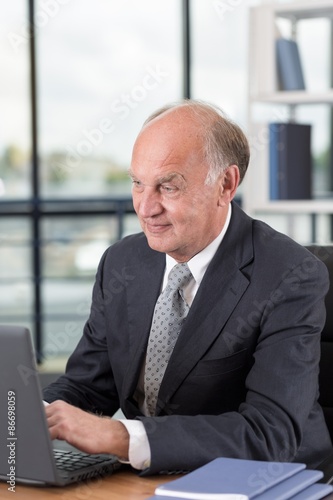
[129,100,242,261]
[141,100,250,185]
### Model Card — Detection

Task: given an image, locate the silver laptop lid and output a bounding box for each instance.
[0,325,58,484]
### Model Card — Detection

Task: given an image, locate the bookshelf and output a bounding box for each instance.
[244,0,333,243]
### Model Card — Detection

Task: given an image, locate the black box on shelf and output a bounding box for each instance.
[269,122,312,200]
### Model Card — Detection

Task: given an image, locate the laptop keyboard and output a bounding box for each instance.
[54,449,113,472]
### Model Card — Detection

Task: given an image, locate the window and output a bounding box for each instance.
[0,0,183,362]
[37,0,182,198]
[1,2,31,198]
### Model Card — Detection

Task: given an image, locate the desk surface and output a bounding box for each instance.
[1,469,333,500]
[0,470,173,500]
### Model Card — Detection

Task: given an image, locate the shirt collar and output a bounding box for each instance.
[165,203,232,286]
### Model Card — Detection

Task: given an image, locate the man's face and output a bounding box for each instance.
[129,109,232,262]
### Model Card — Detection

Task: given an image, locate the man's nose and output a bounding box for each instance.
[136,188,163,218]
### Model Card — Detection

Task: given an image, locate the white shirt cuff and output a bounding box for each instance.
[119,419,151,470]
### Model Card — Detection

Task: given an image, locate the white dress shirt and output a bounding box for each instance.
[120,204,232,470]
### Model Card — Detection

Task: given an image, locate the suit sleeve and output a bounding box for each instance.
[43,249,120,416]
[139,253,331,474]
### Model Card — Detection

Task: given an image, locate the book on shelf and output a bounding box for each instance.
[147,457,333,500]
[276,37,305,91]
[269,122,312,201]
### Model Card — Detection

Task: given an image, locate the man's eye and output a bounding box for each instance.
[161,185,177,193]
[132,180,143,188]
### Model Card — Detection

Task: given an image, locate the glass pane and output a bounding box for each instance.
[0,216,30,242]
[191,0,250,129]
[0,282,34,318]
[0,218,32,317]
[43,280,93,316]
[0,2,31,198]
[41,216,120,278]
[43,319,86,360]
[36,0,182,198]
[0,245,31,279]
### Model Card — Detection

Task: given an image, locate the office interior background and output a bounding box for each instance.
[1,0,333,369]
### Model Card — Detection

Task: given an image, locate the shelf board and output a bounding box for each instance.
[251,90,333,105]
[251,200,333,214]
[275,1,333,21]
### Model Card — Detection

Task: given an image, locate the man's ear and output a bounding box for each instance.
[218,165,240,206]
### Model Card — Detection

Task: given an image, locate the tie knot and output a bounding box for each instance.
[167,262,192,291]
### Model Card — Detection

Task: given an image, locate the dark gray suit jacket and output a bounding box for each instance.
[44,201,333,474]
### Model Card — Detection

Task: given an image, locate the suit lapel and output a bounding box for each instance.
[121,242,165,404]
[120,202,255,412]
[157,202,254,411]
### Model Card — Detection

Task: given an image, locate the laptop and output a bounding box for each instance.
[0,325,121,486]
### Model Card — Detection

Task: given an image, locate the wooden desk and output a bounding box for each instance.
[0,470,173,500]
[1,469,333,500]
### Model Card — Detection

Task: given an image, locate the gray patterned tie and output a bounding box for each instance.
[144,262,193,416]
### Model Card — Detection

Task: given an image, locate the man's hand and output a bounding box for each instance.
[45,400,129,459]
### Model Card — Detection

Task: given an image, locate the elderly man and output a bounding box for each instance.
[44,100,332,475]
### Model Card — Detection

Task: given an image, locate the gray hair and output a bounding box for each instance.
[143,99,250,185]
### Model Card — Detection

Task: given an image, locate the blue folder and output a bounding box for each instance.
[147,457,333,500]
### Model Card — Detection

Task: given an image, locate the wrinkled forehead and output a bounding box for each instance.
[130,116,209,184]
[132,108,206,162]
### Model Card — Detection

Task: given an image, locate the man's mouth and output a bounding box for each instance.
[145,222,171,234]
